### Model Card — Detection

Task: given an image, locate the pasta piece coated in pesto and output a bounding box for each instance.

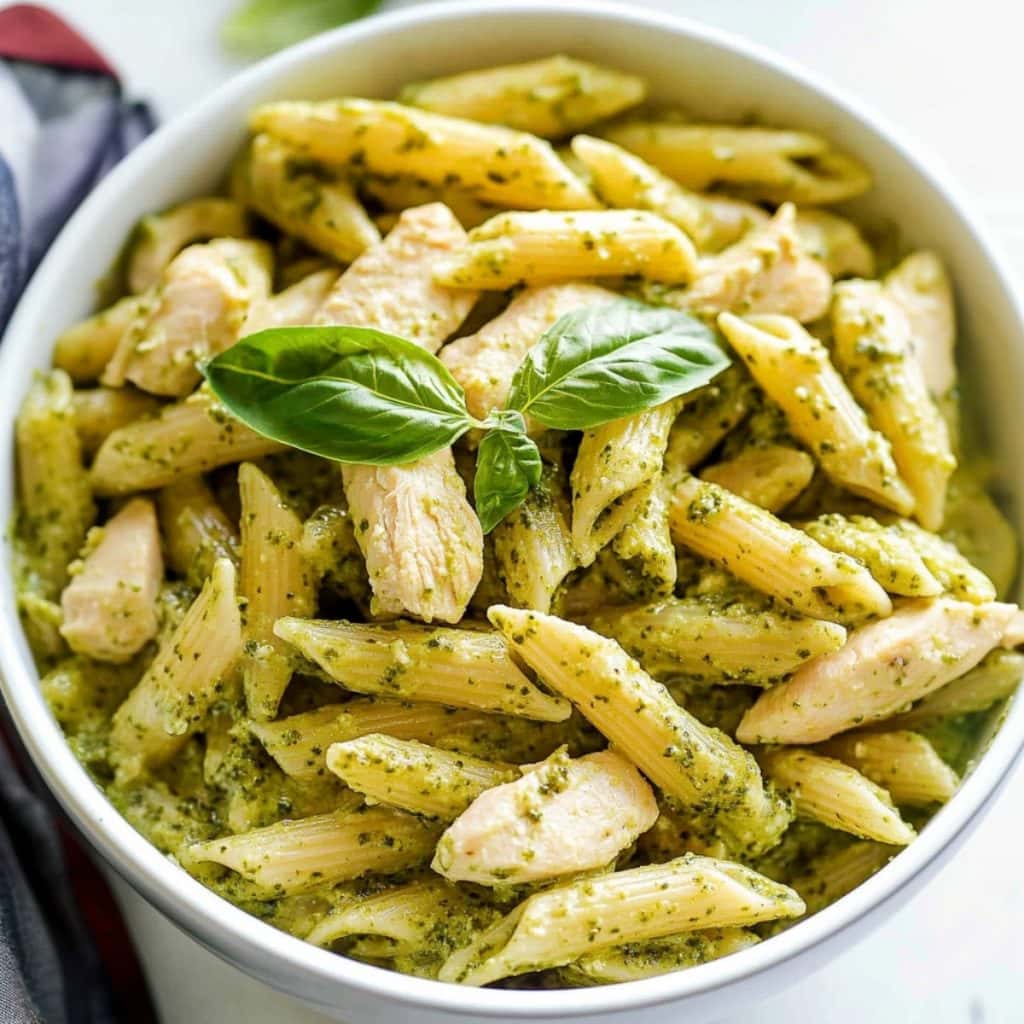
[488,606,792,855]
[699,444,814,513]
[433,748,657,885]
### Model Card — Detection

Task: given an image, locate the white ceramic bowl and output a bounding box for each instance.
[2,3,1023,1022]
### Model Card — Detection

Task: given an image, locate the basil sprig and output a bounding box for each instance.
[203,299,730,532]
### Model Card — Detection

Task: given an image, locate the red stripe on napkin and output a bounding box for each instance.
[0,4,117,76]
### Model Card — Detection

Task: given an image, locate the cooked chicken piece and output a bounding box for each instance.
[60,498,162,662]
[342,450,482,623]
[106,238,272,396]
[315,202,477,345]
[317,204,482,623]
[433,748,657,886]
[440,282,616,424]
[666,203,831,322]
[242,267,339,334]
[884,251,956,397]
[737,598,1021,744]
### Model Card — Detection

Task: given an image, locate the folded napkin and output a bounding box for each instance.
[0,6,156,1021]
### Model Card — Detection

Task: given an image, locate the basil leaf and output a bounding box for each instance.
[505,299,731,430]
[473,411,543,534]
[203,326,473,465]
[221,0,382,57]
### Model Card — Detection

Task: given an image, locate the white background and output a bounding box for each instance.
[40,1,1024,1021]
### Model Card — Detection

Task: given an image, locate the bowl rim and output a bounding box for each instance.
[2,0,1023,1017]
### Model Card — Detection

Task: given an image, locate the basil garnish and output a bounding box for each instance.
[221,0,382,57]
[203,299,729,532]
[473,411,543,534]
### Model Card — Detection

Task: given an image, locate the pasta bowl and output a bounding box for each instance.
[1,2,1023,1022]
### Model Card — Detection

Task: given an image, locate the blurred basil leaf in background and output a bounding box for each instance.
[222,0,383,56]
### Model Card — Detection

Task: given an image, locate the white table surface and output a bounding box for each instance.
[41,1,1024,1021]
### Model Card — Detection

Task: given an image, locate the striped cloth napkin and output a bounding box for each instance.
[0,6,155,1021]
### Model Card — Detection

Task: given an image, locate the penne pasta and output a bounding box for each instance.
[299,502,369,606]
[186,805,442,897]
[399,56,646,138]
[760,748,916,845]
[234,134,380,263]
[569,134,710,247]
[59,498,163,663]
[699,444,814,513]
[601,121,871,204]
[589,595,846,685]
[610,476,678,599]
[90,388,286,495]
[434,748,658,885]
[438,854,804,985]
[360,174,499,230]
[327,734,516,821]
[884,649,1024,729]
[832,280,956,530]
[889,518,996,604]
[718,313,914,515]
[251,98,599,211]
[53,294,149,383]
[799,514,943,598]
[488,606,791,854]
[439,282,616,425]
[669,474,892,622]
[242,267,339,334]
[434,210,698,289]
[571,399,682,567]
[818,731,959,806]
[737,598,1022,744]
[109,558,241,782]
[788,840,894,917]
[126,197,250,293]
[559,927,760,986]
[238,463,316,720]
[274,617,570,723]
[157,475,240,588]
[71,386,162,457]
[794,209,875,278]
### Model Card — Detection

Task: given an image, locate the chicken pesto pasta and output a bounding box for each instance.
[12,53,1022,990]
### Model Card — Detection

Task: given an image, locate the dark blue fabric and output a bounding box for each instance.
[0,54,155,1024]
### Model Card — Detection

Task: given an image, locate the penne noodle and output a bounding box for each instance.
[669,474,892,623]
[885,649,1024,729]
[15,371,96,598]
[832,280,956,530]
[238,463,316,720]
[794,209,875,278]
[571,399,682,567]
[399,56,646,138]
[438,854,804,985]
[186,805,442,897]
[327,734,516,821]
[434,748,658,885]
[760,748,916,845]
[789,840,894,917]
[559,927,760,986]
[699,444,815,513]
[589,595,846,685]
[234,134,380,263]
[109,558,241,782]
[71,386,162,457]
[300,502,369,605]
[274,617,570,723]
[818,731,959,806]
[434,209,698,289]
[718,313,914,515]
[251,98,599,211]
[799,514,943,598]
[601,121,871,204]
[242,267,339,334]
[59,498,163,663]
[488,606,791,855]
[90,388,286,496]
[570,134,709,247]
[360,174,499,230]
[439,282,616,425]
[53,294,149,383]
[889,518,996,604]
[126,197,251,293]
[610,476,678,599]
[738,598,1022,744]
[157,475,240,587]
